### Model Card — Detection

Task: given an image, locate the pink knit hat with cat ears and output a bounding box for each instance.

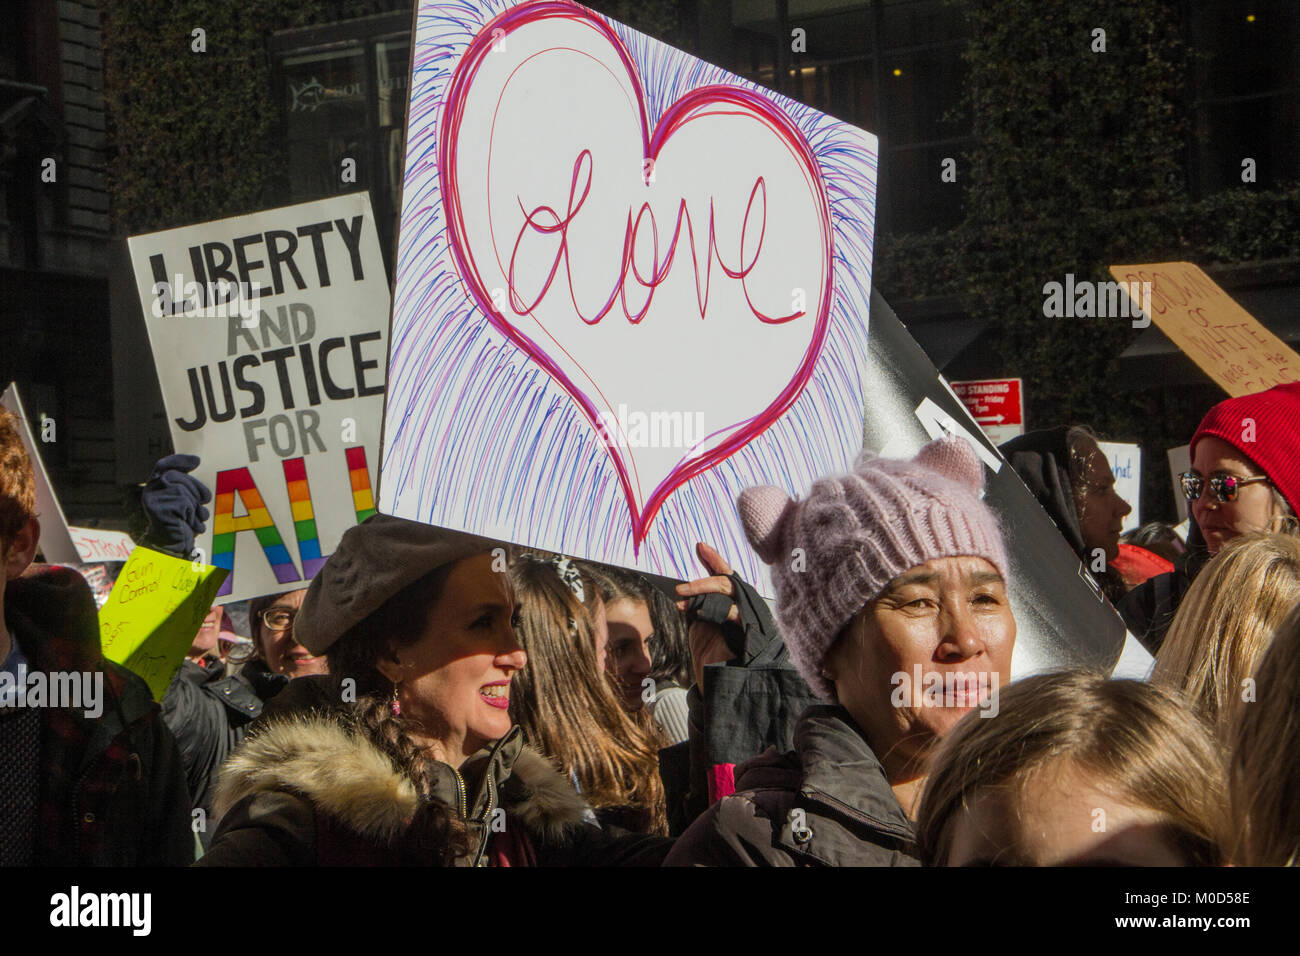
[737,434,1009,700]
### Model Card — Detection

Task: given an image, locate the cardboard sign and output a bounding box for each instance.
[1,382,81,565]
[127,195,389,602]
[1096,440,1141,532]
[380,0,879,589]
[950,378,1024,445]
[99,546,228,700]
[1109,261,1299,396]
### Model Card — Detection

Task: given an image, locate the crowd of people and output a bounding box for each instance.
[1,380,1298,867]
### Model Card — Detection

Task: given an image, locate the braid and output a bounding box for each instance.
[348,694,470,862]
[323,560,482,861]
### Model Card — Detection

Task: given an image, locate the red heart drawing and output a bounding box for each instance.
[440,1,833,552]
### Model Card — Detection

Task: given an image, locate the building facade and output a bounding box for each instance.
[2,0,117,528]
[6,0,1296,525]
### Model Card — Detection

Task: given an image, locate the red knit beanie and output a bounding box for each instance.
[1190,382,1300,515]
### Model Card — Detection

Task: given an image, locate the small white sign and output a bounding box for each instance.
[1096,440,1141,532]
[68,527,136,564]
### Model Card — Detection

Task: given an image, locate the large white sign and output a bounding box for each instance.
[128,194,390,602]
[379,0,878,589]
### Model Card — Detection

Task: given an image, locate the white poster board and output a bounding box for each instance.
[128,194,390,602]
[1097,440,1141,533]
[379,0,878,590]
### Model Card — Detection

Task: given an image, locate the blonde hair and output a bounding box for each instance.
[1270,487,1298,535]
[917,671,1226,866]
[1228,602,1300,865]
[1153,533,1300,742]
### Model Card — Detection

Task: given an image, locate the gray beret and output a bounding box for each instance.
[296,514,501,654]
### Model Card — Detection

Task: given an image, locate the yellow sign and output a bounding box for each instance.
[1109,261,1299,397]
[99,546,229,700]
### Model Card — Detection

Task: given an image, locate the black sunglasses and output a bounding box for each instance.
[1178,471,1271,504]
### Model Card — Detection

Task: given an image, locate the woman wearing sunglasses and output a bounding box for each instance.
[1119,382,1300,653]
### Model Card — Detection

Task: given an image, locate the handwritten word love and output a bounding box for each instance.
[505,150,800,326]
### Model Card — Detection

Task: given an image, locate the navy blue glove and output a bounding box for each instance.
[141,454,212,558]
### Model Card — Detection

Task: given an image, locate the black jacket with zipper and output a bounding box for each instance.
[160,658,288,845]
[663,704,919,866]
[1117,519,1211,655]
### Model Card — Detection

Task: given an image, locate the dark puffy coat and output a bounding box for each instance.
[664,705,918,866]
[4,566,194,866]
[198,713,672,866]
[1118,520,1211,654]
[161,658,287,844]
[250,670,335,729]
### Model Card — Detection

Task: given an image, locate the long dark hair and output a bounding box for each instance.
[584,563,692,688]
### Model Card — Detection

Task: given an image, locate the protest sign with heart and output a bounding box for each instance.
[381,0,878,586]
[440,4,833,550]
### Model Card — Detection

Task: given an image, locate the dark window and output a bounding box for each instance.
[270,12,412,275]
[729,0,969,234]
[1187,0,1300,194]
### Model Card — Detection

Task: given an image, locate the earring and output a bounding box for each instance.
[390,683,402,717]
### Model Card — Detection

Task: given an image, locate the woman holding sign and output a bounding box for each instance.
[199,515,670,866]
[666,434,1017,866]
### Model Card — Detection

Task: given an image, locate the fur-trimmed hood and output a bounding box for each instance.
[214,714,590,846]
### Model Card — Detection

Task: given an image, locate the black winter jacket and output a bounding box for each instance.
[4,566,194,865]
[664,705,919,866]
[198,713,673,866]
[1118,520,1211,654]
[161,658,287,844]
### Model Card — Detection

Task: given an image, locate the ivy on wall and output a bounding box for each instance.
[101,0,680,236]
[873,0,1300,522]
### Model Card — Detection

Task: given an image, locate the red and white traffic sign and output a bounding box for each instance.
[949,378,1024,445]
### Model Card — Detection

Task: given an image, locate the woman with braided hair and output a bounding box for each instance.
[198,516,671,866]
